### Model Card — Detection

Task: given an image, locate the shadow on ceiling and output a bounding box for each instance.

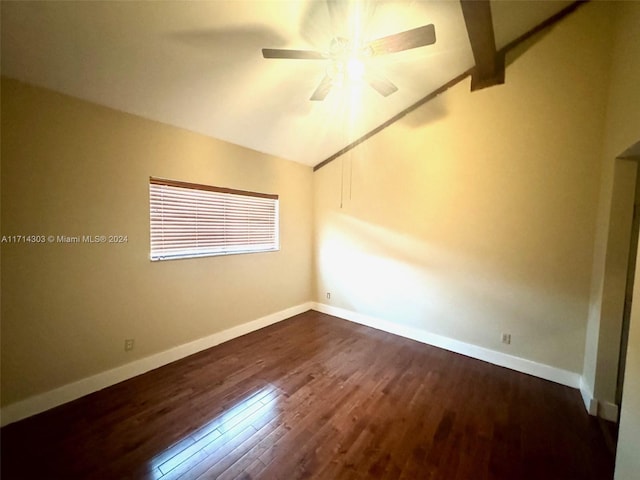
[166,25,287,60]
[165,25,320,119]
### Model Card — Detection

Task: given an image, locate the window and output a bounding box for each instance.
[149,177,279,261]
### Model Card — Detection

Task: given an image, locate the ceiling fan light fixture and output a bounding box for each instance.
[326,61,343,87]
[326,57,365,88]
[262,23,436,100]
[346,58,365,81]
[329,36,350,56]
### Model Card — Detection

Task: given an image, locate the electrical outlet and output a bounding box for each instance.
[124,338,135,352]
[501,333,511,345]
[326,292,331,300]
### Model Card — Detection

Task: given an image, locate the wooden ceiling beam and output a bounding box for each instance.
[460,0,504,91]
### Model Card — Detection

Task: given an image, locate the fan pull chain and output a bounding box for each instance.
[340,157,344,208]
[349,157,353,201]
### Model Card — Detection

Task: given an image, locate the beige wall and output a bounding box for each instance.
[618,214,640,480]
[313,2,613,374]
[584,158,636,411]
[0,77,313,407]
[584,0,640,411]
[617,164,640,480]
[602,1,640,478]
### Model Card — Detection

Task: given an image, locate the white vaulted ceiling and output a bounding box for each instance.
[1,1,573,167]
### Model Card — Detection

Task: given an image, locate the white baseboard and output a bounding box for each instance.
[0,302,313,427]
[579,378,619,421]
[598,401,619,422]
[312,303,582,389]
[4,302,611,426]
[580,378,599,415]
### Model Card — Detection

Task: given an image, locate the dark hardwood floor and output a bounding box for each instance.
[1,310,614,479]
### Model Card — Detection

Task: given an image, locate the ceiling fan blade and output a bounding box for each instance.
[367,24,436,56]
[262,48,325,59]
[365,73,398,97]
[310,74,333,101]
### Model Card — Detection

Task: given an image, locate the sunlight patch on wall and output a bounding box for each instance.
[316,211,587,370]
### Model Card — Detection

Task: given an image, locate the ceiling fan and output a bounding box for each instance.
[262,24,436,101]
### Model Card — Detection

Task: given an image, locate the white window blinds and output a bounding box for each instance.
[149,178,279,261]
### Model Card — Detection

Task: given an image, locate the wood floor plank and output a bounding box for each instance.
[1,311,615,479]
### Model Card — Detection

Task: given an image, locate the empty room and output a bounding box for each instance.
[1,0,639,479]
